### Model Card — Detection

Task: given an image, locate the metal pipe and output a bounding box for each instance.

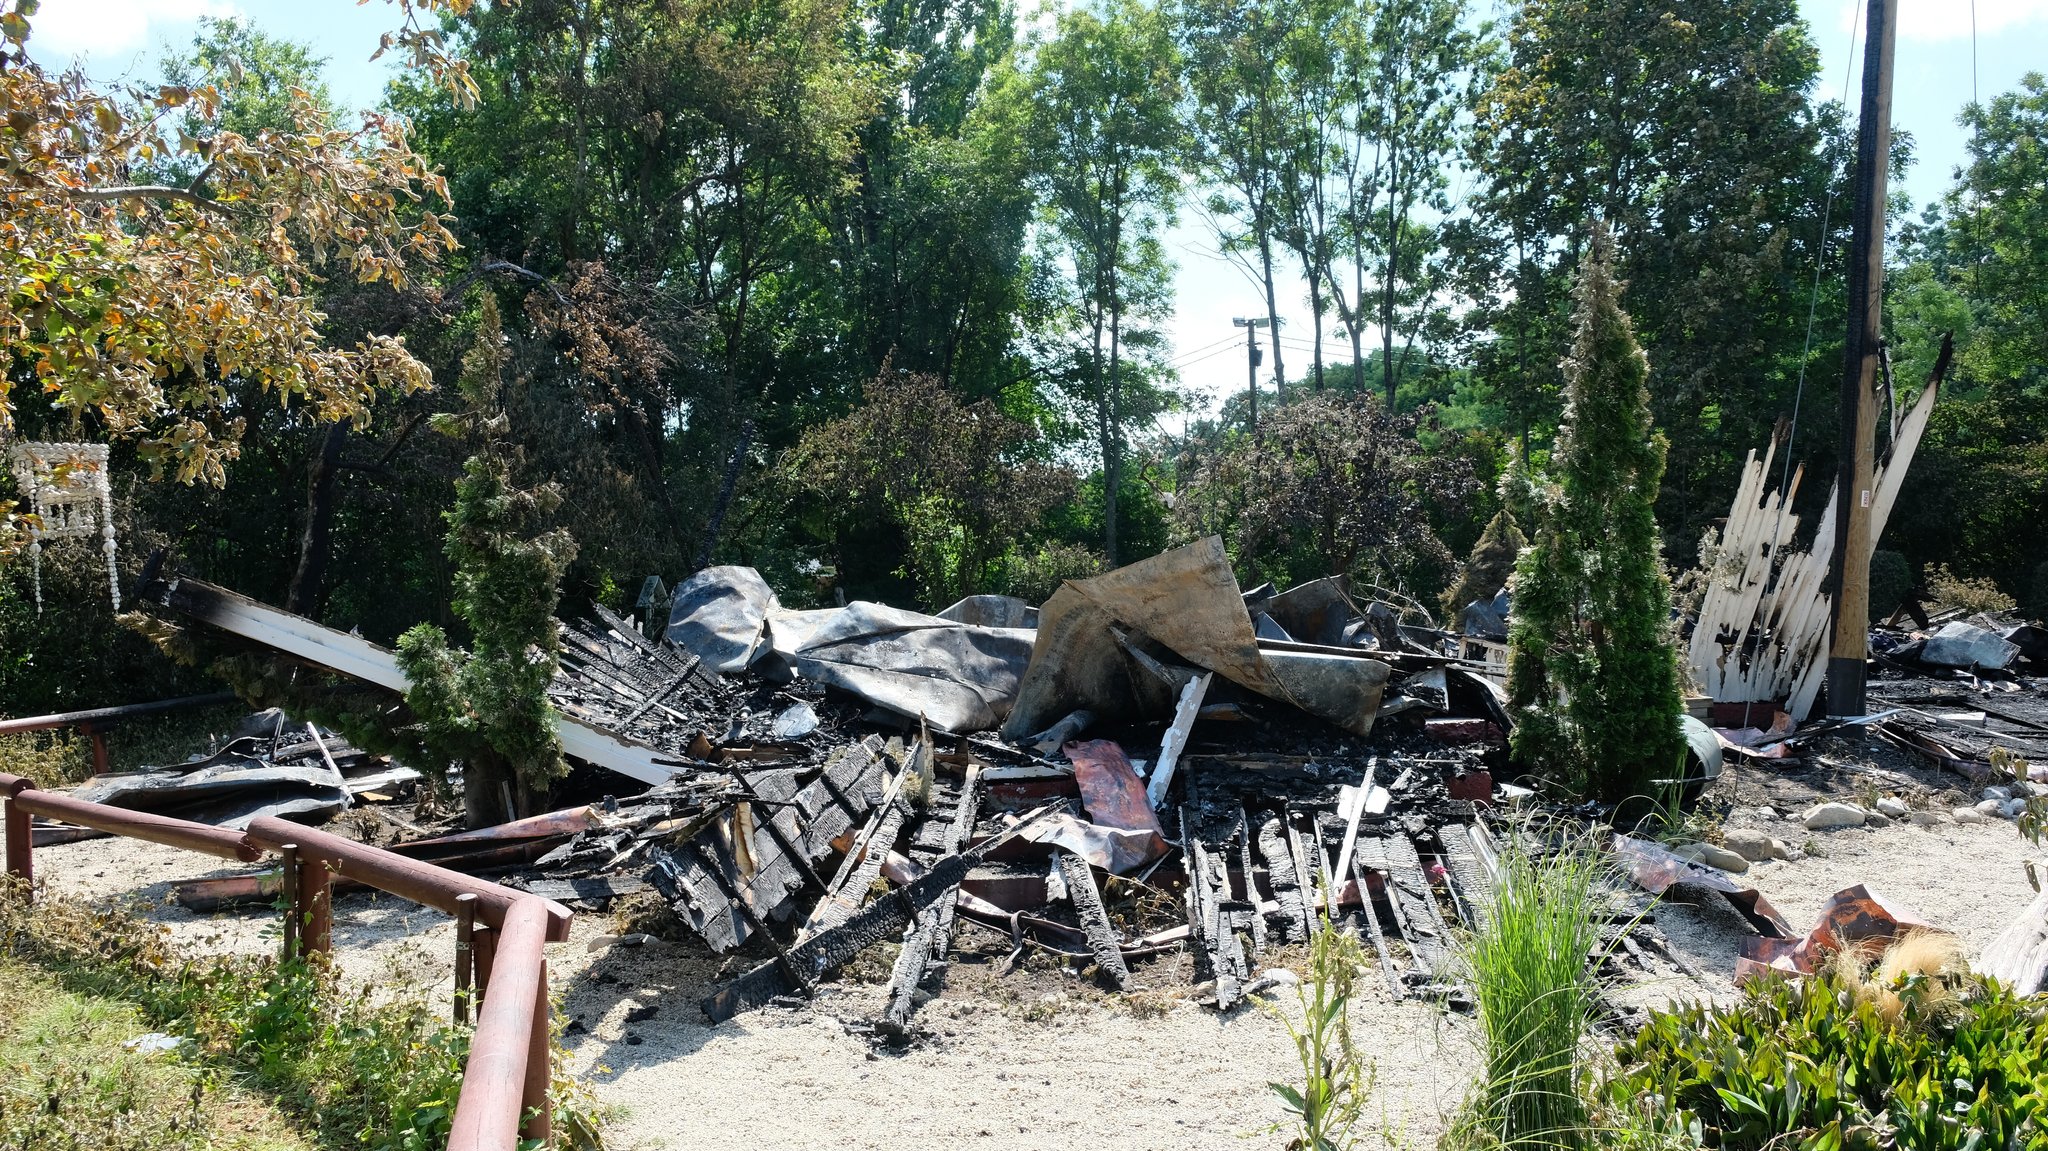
[454,892,477,1026]
[11,787,260,862]
[244,816,571,940]
[448,898,550,1151]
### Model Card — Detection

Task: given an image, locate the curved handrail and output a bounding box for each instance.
[0,771,565,1150]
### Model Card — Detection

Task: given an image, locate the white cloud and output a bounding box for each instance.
[1838,0,2048,43]
[29,0,240,67]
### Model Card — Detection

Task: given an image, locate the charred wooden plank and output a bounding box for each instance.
[1257,815,1310,944]
[648,741,885,952]
[1284,806,1322,937]
[1349,851,1403,1002]
[1436,823,1495,932]
[1378,833,1450,978]
[1182,806,1252,1010]
[701,812,1043,1023]
[1057,849,1130,989]
[1235,806,1266,957]
[875,766,983,1038]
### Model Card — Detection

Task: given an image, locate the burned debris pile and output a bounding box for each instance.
[104,536,1607,1035]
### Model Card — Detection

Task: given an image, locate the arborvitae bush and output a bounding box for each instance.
[395,296,577,825]
[1505,221,1684,805]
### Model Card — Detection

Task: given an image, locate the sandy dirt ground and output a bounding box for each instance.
[23,739,2044,1151]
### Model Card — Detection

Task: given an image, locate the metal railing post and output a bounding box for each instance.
[454,892,477,1026]
[297,854,333,956]
[3,792,31,894]
[521,956,553,1144]
[473,924,497,1004]
[279,844,301,962]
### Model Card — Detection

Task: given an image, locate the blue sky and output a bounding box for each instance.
[31,0,2048,417]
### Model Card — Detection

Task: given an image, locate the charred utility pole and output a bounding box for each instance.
[1233,316,1270,432]
[1826,0,1898,720]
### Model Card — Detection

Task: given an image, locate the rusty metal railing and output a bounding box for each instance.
[0,693,239,775]
[0,771,570,1150]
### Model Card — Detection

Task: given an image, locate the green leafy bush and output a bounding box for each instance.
[1604,959,2048,1149]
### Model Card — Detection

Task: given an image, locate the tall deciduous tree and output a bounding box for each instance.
[1020,0,1183,565]
[1506,222,1682,805]
[1465,0,1836,538]
[1178,0,1291,400]
[1327,0,1472,410]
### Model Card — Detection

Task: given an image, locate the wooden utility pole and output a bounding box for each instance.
[1233,316,1269,431]
[1826,0,1898,719]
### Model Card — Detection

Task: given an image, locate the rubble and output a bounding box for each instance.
[112,537,1573,1037]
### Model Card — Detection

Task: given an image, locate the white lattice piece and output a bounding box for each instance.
[8,441,120,612]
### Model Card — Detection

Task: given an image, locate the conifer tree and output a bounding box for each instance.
[396,296,578,826]
[1442,446,1536,616]
[1506,221,1682,804]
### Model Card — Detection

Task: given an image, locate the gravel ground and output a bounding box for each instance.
[23,740,2043,1151]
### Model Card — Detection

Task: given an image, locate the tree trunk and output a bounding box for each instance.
[1259,227,1286,400]
[286,423,348,617]
[461,754,538,828]
[695,415,755,570]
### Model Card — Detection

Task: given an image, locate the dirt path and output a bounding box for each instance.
[28,836,1474,1150]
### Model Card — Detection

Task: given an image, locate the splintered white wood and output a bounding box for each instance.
[1687,381,1940,720]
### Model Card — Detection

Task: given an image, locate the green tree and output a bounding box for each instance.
[787,369,1075,606]
[1885,75,2048,600]
[1330,0,1474,410]
[1178,0,1292,403]
[396,297,577,827]
[1173,391,1471,594]
[1464,0,1837,538]
[0,0,452,490]
[1019,0,1184,565]
[1506,222,1682,805]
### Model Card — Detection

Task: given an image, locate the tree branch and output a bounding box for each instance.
[70,184,233,214]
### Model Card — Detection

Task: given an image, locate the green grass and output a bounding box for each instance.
[1450,839,1610,1151]
[0,951,312,1151]
[0,884,602,1150]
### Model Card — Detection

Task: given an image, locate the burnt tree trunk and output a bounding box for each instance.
[286,423,348,616]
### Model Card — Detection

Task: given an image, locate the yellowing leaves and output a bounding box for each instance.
[0,14,455,487]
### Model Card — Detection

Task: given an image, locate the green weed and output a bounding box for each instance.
[0,883,601,1150]
[1260,911,1373,1151]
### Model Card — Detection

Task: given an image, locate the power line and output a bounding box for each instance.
[1169,332,1248,365]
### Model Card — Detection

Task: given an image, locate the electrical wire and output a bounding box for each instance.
[1169,331,1249,365]
[1173,342,1251,371]
[1774,0,1868,507]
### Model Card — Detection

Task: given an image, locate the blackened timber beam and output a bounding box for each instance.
[1057,849,1130,989]
[703,806,1048,1024]
[1349,852,1403,1002]
[877,766,983,1038]
[1257,815,1310,944]
[1379,833,1450,978]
